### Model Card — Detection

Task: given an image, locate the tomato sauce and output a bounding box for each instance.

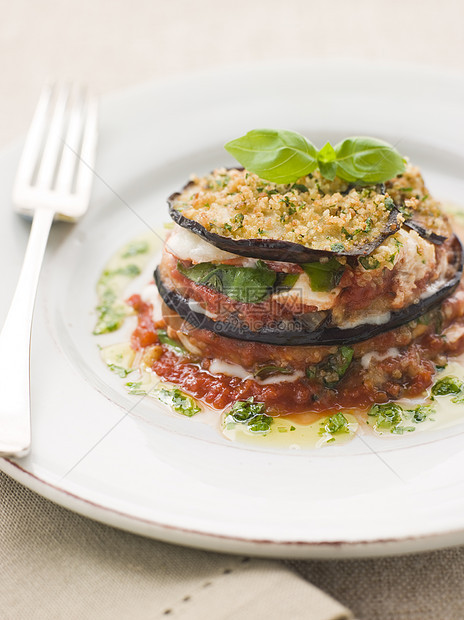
[127,294,442,415]
[147,350,430,413]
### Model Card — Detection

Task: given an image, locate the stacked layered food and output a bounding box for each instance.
[131,133,464,414]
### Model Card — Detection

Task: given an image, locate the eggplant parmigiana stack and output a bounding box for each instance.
[129,165,464,414]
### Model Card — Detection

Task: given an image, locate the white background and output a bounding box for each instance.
[1,0,463,146]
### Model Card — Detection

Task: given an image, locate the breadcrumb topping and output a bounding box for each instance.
[171,168,399,252]
[387,165,451,238]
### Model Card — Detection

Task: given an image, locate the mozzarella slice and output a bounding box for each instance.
[271,273,340,311]
[166,224,239,263]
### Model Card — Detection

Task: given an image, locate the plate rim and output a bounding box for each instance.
[2,58,464,559]
[3,457,464,559]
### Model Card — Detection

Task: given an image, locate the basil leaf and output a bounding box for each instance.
[225,129,318,184]
[301,258,345,291]
[334,137,406,184]
[178,260,277,303]
[317,142,337,181]
[274,272,299,293]
[334,346,354,379]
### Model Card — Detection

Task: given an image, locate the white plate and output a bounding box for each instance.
[2,60,464,559]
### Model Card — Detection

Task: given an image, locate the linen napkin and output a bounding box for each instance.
[0,471,353,620]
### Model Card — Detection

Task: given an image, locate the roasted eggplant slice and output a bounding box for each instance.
[155,235,463,346]
[169,193,402,263]
[168,168,403,263]
[404,219,448,245]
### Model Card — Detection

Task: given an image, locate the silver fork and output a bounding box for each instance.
[0,84,98,458]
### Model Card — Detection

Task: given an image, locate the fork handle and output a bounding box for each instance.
[0,207,55,457]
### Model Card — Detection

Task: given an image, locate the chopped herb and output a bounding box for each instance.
[319,413,350,437]
[226,398,273,434]
[368,403,404,433]
[290,183,309,192]
[359,256,380,270]
[384,197,395,211]
[306,346,354,388]
[126,381,146,396]
[330,242,345,252]
[104,264,141,278]
[229,397,266,422]
[341,227,353,240]
[391,425,416,435]
[93,303,128,335]
[157,330,187,356]
[157,388,200,417]
[398,204,411,217]
[248,414,273,433]
[234,213,244,228]
[367,402,425,434]
[290,426,296,431]
[364,217,373,233]
[431,376,464,396]
[122,241,149,258]
[223,223,232,232]
[107,363,134,378]
[409,404,435,423]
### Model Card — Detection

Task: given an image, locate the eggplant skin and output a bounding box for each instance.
[168,190,402,264]
[154,235,463,346]
[404,219,447,245]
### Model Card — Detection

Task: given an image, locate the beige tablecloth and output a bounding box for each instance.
[1,1,464,618]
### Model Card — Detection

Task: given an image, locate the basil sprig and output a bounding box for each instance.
[225,129,406,185]
[225,129,318,184]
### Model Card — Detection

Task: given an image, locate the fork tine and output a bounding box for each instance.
[55,87,85,193]
[74,96,98,203]
[13,84,54,190]
[36,85,70,189]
